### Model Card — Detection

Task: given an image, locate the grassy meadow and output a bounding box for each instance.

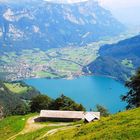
[0,114,32,140]
[4,83,29,94]
[45,108,140,140]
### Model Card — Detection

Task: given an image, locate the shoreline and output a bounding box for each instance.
[18,73,123,84]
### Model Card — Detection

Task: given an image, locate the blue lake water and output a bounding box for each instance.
[24,76,128,113]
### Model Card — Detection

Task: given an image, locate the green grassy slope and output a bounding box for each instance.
[4,83,28,94]
[0,108,139,140]
[0,114,31,140]
[0,114,81,140]
[0,81,40,116]
[46,108,140,140]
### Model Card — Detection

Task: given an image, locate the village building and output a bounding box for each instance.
[35,110,100,123]
[84,112,99,122]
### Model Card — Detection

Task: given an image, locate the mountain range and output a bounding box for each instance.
[0,0,125,52]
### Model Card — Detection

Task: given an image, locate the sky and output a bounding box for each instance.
[99,0,140,26]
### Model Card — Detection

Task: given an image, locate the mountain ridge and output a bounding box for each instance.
[0,0,125,52]
[85,34,140,82]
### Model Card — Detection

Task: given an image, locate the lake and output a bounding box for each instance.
[24,76,128,113]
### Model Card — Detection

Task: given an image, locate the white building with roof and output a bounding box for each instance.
[35,110,100,122]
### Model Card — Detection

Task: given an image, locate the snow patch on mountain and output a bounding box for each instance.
[43,0,89,4]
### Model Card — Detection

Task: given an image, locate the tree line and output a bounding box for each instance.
[0,68,140,118]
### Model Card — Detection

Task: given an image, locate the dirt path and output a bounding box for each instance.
[7,116,78,140]
[38,124,81,140]
[21,116,46,134]
[7,116,45,140]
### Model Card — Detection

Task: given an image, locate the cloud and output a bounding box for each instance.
[43,0,88,4]
[99,0,140,9]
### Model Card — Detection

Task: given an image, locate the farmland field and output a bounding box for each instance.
[0,32,137,81]
[4,83,29,94]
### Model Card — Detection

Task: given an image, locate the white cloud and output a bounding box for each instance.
[44,0,88,4]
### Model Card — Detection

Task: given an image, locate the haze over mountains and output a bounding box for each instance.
[0,0,125,52]
[99,0,140,27]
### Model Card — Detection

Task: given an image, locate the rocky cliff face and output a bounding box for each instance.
[0,0,125,52]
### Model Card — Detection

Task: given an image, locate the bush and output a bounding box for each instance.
[96,104,110,117]
[13,103,30,115]
[122,68,140,109]
[30,95,52,112]
[50,94,85,111]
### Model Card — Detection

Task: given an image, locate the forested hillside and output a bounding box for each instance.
[0,81,40,116]
[85,34,140,82]
[0,80,85,117]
